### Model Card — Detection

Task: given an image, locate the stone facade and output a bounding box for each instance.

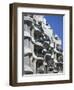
[23,14,63,75]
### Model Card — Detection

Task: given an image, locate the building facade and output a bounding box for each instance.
[23,14,63,75]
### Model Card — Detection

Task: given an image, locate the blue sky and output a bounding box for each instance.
[44,15,63,48]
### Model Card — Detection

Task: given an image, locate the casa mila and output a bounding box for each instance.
[23,14,63,75]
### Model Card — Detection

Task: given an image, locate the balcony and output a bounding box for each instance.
[33,52,44,60]
[31,37,43,47]
[24,16,33,26]
[54,48,62,54]
[35,42,43,47]
[34,26,41,33]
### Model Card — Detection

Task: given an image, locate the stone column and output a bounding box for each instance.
[33,59,36,74]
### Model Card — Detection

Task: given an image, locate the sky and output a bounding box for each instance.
[44,15,63,48]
